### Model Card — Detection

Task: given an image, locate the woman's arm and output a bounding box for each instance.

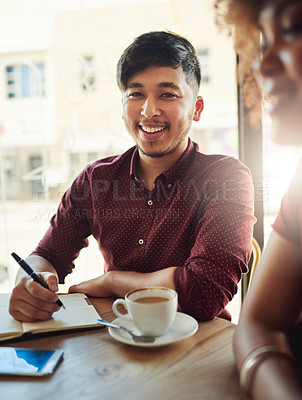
[234,231,302,400]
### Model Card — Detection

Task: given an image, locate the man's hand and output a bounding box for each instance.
[68,268,177,299]
[9,272,61,322]
[68,274,113,297]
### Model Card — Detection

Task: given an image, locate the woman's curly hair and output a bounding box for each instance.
[214,0,265,128]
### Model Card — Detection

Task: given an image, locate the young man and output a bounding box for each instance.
[9,31,256,323]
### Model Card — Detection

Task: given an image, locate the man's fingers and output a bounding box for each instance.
[22,275,58,302]
[9,278,60,321]
[42,272,59,292]
[10,299,58,322]
[68,276,111,297]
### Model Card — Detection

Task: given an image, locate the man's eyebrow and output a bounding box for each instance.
[127,82,143,88]
[158,82,180,90]
[127,82,180,90]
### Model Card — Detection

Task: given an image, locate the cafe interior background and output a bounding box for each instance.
[1,0,301,323]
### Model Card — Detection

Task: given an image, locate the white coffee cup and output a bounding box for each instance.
[112,287,178,337]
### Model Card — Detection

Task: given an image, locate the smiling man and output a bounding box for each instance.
[121,65,203,190]
[9,31,256,323]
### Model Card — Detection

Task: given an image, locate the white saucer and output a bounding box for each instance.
[108,312,198,347]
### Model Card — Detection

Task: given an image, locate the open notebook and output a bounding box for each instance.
[0,293,103,342]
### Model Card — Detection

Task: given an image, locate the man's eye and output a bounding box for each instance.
[161,93,177,98]
[128,92,143,98]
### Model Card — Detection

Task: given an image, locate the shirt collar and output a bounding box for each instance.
[130,147,140,182]
[129,138,199,184]
[163,138,198,184]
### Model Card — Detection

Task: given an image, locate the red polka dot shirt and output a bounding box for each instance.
[32,139,256,320]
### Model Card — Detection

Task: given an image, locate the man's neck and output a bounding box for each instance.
[136,142,188,191]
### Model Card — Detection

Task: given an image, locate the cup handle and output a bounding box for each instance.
[112,298,130,321]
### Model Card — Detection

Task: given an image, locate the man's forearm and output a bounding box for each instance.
[15,254,58,283]
[69,266,178,299]
[106,266,177,297]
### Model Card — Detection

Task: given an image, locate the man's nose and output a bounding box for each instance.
[141,97,161,118]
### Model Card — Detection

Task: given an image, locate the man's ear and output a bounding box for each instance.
[193,96,204,121]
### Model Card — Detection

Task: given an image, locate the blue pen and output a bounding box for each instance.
[11,252,65,310]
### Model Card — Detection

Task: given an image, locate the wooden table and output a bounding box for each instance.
[0,298,244,400]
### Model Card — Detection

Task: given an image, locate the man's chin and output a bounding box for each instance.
[136,134,189,159]
[139,149,169,158]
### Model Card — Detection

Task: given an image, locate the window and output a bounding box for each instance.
[197,48,210,83]
[80,56,95,91]
[29,155,43,196]
[0,2,241,321]
[6,63,45,98]
[88,152,98,162]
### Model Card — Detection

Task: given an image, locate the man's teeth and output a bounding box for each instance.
[140,125,165,133]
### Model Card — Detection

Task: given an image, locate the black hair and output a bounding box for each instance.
[117,31,201,94]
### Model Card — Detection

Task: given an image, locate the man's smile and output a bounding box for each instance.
[137,122,168,142]
[139,124,167,133]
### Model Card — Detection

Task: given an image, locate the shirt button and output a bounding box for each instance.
[138,239,144,245]
[147,200,153,206]
[167,184,172,189]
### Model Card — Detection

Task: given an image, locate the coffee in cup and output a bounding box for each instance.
[112,287,178,337]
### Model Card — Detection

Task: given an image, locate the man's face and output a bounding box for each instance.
[122,66,203,159]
